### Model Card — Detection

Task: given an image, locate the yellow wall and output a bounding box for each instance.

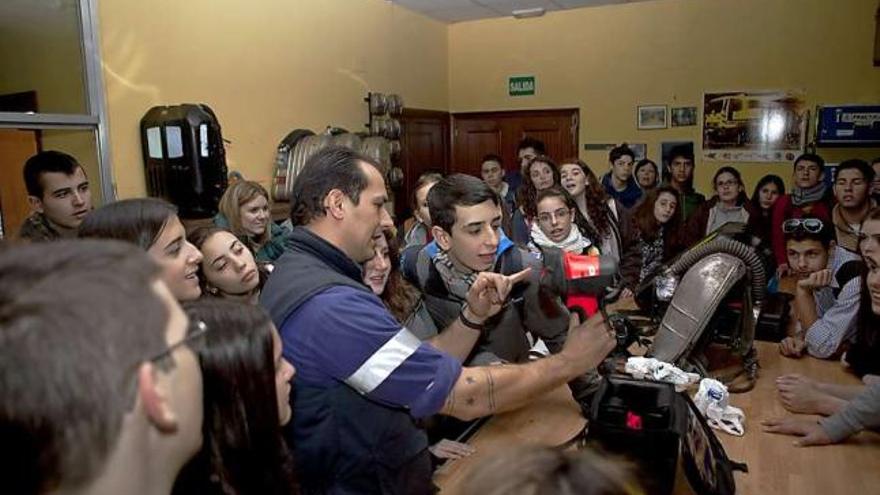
[448,0,880,195]
[98,0,449,198]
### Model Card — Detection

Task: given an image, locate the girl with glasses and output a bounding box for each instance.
[681,166,757,248]
[528,187,599,257]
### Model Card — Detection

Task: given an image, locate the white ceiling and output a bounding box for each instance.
[392,0,653,23]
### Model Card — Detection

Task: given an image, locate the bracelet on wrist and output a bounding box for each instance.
[459,305,486,331]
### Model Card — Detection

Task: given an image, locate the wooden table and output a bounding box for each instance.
[711,341,880,494]
[433,341,880,494]
[432,384,586,494]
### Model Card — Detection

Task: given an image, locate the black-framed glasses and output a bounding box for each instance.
[782,218,824,234]
[147,319,209,364]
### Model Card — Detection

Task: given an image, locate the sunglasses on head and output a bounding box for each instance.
[782,218,824,234]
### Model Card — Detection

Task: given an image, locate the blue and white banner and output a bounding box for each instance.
[817,105,880,146]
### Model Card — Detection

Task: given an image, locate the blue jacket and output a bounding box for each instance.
[601,173,643,209]
[261,228,436,494]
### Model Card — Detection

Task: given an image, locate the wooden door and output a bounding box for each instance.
[0,129,40,238]
[397,108,449,220]
[450,118,502,178]
[451,108,579,176]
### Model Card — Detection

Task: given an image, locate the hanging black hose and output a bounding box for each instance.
[666,237,766,306]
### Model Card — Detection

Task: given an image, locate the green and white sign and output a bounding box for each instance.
[508,75,535,97]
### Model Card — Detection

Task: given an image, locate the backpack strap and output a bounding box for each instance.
[400,244,425,289]
[400,242,453,300]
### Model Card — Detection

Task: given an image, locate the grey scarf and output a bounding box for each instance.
[791,182,827,207]
[432,250,479,301]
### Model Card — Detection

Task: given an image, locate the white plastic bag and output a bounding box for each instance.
[693,378,745,436]
[624,357,700,392]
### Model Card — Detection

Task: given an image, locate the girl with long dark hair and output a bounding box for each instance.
[750,174,785,240]
[845,208,880,376]
[618,186,682,297]
[364,230,436,340]
[559,158,622,263]
[78,198,204,301]
[188,226,269,305]
[173,299,297,495]
[511,155,561,245]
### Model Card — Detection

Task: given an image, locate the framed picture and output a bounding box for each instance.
[638,105,668,130]
[626,143,647,161]
[671,106,698,127]
[702,90,806,162]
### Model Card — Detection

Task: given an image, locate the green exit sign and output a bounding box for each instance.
[508,76,535,96]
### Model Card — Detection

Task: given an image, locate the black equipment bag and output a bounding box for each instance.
[755,292,792,342]
[587,376,746,495]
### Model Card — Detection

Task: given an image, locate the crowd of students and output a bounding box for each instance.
[2,142,880,494]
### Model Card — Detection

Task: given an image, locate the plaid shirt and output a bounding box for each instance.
[17,212,61,243]
[804,247,862,358]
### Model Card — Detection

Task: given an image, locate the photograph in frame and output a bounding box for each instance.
[671,106,698,127]
[638,105,668,130]
[626,143,647,161]
[702,90,806,162]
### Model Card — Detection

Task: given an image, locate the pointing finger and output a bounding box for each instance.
[507,267,533,285]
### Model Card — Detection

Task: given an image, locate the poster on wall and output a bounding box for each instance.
[702,90,807,162]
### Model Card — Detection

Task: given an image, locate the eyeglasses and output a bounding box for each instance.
[537,208,571,224]
[782,218,824,234]
[147,319,209,364]
[716,179,739,189]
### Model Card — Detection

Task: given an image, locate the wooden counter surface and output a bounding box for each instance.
[432,383,586,494]
[433,341,880,495]
[708,341,880,495]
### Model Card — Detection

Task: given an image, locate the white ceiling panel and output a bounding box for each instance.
[394,0,476,11]
[553,0,624,8]
[420,4,499,22]
[392,0,646,23]
[476,0,555,7]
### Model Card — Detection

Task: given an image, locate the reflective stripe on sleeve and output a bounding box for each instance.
[344,328,422,394]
